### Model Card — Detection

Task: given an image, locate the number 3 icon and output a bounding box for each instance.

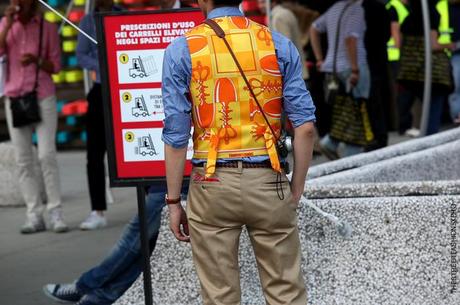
[125,132,135,142]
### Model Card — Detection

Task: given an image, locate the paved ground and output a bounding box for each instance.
[0,152,137,305]
[0,131,416,305]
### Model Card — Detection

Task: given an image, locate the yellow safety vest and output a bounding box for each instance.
[437,0,453,45]
[386,0,409,62]
[185,17,283,177]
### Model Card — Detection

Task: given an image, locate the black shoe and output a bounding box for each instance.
[43,283,82,303]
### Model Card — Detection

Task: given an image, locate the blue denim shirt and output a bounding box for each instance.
[76,13,100,83]
[161,7,316,162]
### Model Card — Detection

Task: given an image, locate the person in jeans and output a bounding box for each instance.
[44,183,189,305]
[362,0,391,150]
[0,0,67,233]
[396,0,455,135]
[310,0,370,159]
[76,0,120,230]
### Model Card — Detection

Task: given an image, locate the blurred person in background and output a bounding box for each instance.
[448,0,460,123]
[76,0,120,230]
[310,0,370,159]
[362,0,391,150]
[281,1,319,54]
[0,0,67,233]
[396,0,455,136]
[387,0,409,77]
[386,0,409,136]
[258,0,309,80]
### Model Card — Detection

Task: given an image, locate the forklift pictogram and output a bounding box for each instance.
[135,134,158,156]
[129,56,157,78]
[132,96,150,117]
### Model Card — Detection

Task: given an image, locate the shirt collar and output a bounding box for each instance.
[207,7,243,19]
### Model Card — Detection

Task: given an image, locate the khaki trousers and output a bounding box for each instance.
[187,165,307,305]
[5,95,62,219]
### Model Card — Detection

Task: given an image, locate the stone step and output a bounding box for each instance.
[115,195,460,305]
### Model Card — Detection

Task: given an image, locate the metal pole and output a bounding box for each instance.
[38,0,98,44]
[136,186,154,305]
[420,0,432,136]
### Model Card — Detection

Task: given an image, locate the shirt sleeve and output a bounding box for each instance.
[273,32,316,127]
[312,12,327,33]
[344,5,366,39]
[45,21,62,74]
[76,15,99,72]
[161,36,192,149]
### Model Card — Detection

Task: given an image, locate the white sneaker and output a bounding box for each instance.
[20,214,46,234]
[404,128,421,138]
[49,209,69,233]
[79,211,107,230]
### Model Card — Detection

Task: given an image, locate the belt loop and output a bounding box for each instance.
[237,160,243,173]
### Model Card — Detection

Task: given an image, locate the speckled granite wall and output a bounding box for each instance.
[308,127,460,180]
[307,139,460,186]
[115,193,460,305]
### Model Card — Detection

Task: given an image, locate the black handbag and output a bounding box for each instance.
[329,91,374,146]
[10,17,44,128]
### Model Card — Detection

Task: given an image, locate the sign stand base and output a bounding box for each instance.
[136,185,154,305]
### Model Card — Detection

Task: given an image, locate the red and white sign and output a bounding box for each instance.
[98,9,203,184]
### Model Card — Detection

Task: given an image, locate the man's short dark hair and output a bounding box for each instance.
[214,0,241,7]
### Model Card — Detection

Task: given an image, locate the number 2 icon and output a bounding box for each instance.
[122,92,132,103]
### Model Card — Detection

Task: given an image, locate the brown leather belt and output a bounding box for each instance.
[193,160,274,169]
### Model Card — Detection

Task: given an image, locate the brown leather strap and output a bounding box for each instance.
[204,19,280,142]
[165,194,181,205]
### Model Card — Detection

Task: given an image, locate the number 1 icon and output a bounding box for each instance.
[119,53,129,64]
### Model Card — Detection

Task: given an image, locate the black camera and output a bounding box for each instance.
[276,136,293,174]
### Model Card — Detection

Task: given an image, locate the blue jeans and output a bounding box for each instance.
[449,54,460,121]
[76,183,189,304]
